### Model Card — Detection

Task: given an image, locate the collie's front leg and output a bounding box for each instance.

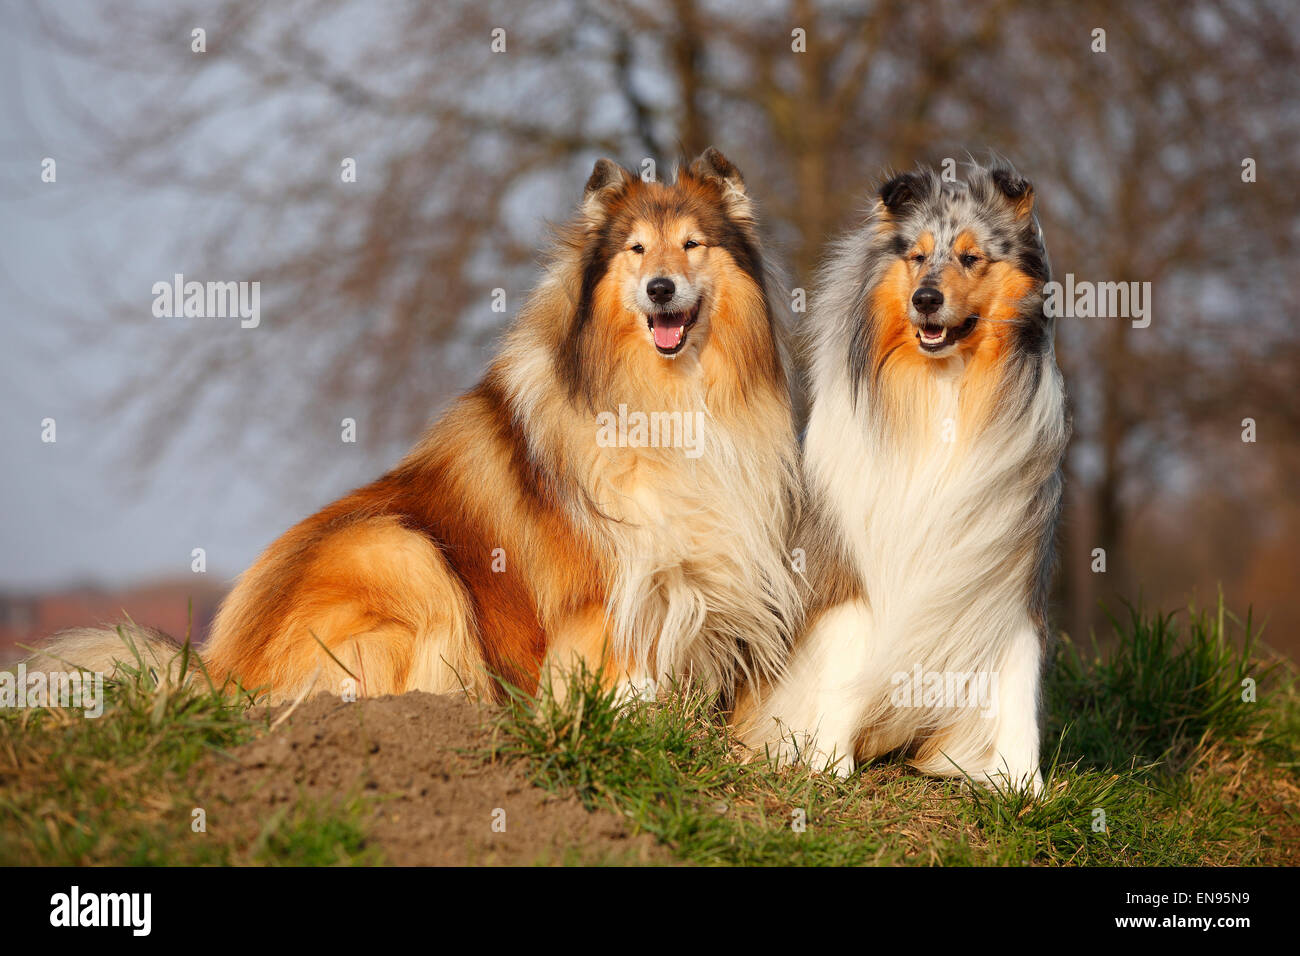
[544,605,653,705]
[737,599,872,777]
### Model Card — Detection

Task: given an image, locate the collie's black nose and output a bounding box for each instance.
[912,287,944,315]
[647,277,676,304]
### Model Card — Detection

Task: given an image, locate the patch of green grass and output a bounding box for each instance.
[1044,600,1278,772]
[4,598,1292,866]
[0,631,377,865]
[489,666,980,865]
[957,758,1254,866]
[249,796,379,866]
[490,599,1297,866]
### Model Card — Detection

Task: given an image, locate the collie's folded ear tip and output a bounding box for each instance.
[584,157,631,196]
[990,166,1033,199]
[989,166,1036,218]
[878,170,924,212]
[689,146,745,188]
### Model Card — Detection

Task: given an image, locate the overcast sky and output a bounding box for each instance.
[0,11,380,592]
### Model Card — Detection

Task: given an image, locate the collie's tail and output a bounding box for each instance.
[23,623,203,690]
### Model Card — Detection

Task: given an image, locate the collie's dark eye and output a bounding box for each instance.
[684,239,700,250]
[960,253,980,267]
[910,253,926,263]
[630,243,644,254]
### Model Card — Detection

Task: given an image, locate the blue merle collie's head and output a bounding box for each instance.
[842,165,1053,403]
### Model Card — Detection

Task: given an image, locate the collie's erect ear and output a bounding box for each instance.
[878,171,925,213]
[687,146,753,222]
[582,158,633,222]
[990,167,1035,220]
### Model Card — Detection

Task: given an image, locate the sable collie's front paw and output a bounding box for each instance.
[612,675,658,704]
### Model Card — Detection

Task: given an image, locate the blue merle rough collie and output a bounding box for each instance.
[738,163,1069,793]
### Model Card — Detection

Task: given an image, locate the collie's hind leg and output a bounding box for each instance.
[903,634,1043,797]
[207,516,485,702]
[913,626,1043,793]
[737,599,872,777]
[973,625,1044,794]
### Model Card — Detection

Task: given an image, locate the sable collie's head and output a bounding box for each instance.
[866,165,1051,362]
[558,148,782,401]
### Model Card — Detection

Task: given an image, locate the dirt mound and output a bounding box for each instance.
[192,692,665,865]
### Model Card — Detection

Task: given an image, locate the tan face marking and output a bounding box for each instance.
[904,231,936,275]
[623,215,707,287]
[596,213,717,357]
[895,227,1037,357]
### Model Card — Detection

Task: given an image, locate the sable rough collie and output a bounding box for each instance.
[36,149,801,704]
[737,164,1068,792]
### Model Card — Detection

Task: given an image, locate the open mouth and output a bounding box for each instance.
[647,301,701,356]
[916,315,979,352]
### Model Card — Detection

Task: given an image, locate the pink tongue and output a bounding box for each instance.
[652,317,685,349]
